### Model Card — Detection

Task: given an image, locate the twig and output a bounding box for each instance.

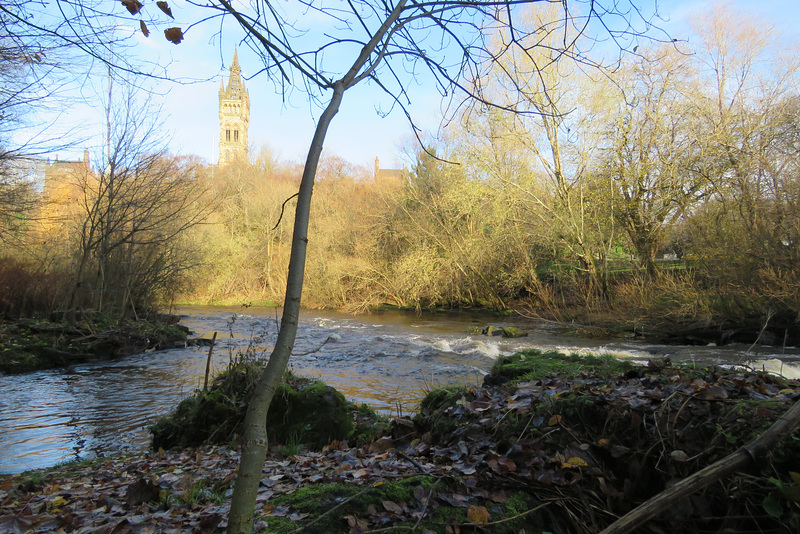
[747,308,775,353]
[395,449,430,475]
[600,399,800,534]
[291,336,331,357]
[289,483,375,533]
[459,501,551,527]
[410,486,435,532]
[272,192,299,231]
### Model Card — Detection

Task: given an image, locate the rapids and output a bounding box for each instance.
[1,305,798,474]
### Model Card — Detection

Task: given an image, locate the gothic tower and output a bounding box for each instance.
[219,48,250,165]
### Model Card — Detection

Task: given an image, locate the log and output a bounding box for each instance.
[600,399,800,534]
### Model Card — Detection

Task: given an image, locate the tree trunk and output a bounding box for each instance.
[226,81,345,534]
[600,399,800,534]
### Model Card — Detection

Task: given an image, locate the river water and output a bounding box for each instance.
[2,305,799,475]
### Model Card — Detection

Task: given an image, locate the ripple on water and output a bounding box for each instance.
[2,306,799,474]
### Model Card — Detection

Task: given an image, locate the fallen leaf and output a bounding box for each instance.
[548,414,563,426]
[670,450,689,462]
[467,505,490,525]
[0,515,32,533]
[564,457,588,468]
[382,500,403,514]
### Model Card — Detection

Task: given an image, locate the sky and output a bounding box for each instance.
[19,0,800,170]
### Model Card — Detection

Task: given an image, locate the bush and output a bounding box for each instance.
[151,358,357,451]
[0,257,68,317]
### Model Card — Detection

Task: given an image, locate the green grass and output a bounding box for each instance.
[489,349,634,383]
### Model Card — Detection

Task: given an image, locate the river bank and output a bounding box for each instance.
[0,314,191,374]
[2,353,798,533]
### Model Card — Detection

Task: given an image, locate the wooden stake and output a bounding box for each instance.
[203,331,217,393]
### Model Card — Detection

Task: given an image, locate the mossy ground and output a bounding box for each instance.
[489,349,634,381]
[412,351,800,533]
[150,357,386,452]
[0,314,189,373]
[4,350,798,533]
[260,476,542,534]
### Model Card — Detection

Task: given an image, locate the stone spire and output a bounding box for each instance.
[218,47,250,166]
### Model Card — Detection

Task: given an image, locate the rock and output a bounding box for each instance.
[501,326,528,338]
[485,325,504,336]
[475,325,529,337]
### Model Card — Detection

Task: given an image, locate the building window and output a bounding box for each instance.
[226,129,231,142]
[234,130,239,142]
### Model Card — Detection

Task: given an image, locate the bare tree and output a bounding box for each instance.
[600,44,708,278]
[67,79,209,321]
[0,9,65,247]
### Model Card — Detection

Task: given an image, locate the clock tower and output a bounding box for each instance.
[219,48,249,165]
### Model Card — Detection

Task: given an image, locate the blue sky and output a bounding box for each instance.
[23,0,800,169]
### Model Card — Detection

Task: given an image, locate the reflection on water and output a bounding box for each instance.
[1,305,799,474]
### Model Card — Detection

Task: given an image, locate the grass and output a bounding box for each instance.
[258,476,544,534]
[488,349,634,383]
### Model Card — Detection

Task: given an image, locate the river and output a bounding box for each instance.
[1,305,798,475]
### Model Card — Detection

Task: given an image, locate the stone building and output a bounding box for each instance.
[38,150,92,233]
[218,48,250,166]
[373,157,406,182]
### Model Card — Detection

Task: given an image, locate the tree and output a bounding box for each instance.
[203,3,662,531]
[20,1,664,531]
[65,79,208,320]
[0,7,70,247]
[679,6,800,318]
[457,3,619,299]
[600,44,708,278]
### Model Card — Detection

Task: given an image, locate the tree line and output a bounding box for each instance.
[1,6,797,338]
[180,6,799,337]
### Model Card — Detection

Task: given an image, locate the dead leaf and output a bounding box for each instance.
[564,457,588,468]
[164,27,184,44]
[610,444,630,459]
[548,414,563,426]
[670,450,689,462]
[139,20,149,37]
[156,1,174,18]
[382,500,403,514]
[0,515,32,533]
[120,0,143,15]
[345,514,369,529]
[125,479,159,507]
[467,505,490,525]
[370,436,393,453]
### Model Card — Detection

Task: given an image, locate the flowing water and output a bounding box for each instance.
[1,305,799,475]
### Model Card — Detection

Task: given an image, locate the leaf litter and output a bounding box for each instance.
[2,356,800,533]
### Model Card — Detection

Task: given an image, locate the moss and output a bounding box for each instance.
[260,477,544,534]
[349,403,391,447]
[268,380,354,449]
[488,349,634,383]
[262,476,438,533]
[151,360,358,451]
[415,385,469,441]
[0,314,188,374]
